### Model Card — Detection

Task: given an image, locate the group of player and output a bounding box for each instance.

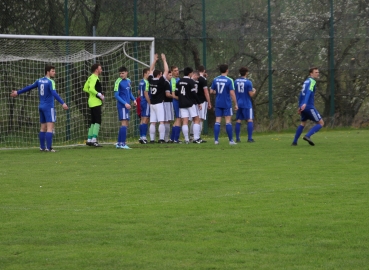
[112,53,258,148]
[10,55,323,151]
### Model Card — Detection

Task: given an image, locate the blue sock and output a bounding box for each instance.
[170,126,176,141]
[235,122,241,141]
[214,122,221,141]
[293,125,305,144]
[46,132,53,150]
[175,126,181,141]
[117,127,122,144]
[139,124,143,137]
[247,122,253,140]
[121,126,127,144]
[39,131,46,149]
[142,124,148,138]
[226,123,233,141]
[305,124,322,138]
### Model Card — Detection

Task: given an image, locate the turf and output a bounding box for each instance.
[1,130,368,269]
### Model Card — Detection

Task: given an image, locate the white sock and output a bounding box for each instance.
[150,124,156,141]
[158,124,165,140]
[182,125,189,141]
[190,121,194,136]
[193,123,200,140]
[164,123,170,141]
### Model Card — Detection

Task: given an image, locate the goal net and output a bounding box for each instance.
[0,35,154,148]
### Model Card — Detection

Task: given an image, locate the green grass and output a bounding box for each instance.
[1,130,368,269]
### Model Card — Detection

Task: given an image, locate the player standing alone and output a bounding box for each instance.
[114,66,137,149]
[292,67,324,146]
[10,65,68,152]
[210,64,238,145]
[84,63,104,147]
[234,67,256,142]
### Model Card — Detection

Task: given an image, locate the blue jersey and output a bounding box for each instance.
[211,75,235,109]
[114,78,135,108]
[17,77,64,108]
[139,79,150,104]
[234,77,253,109]
[299,77,317,109]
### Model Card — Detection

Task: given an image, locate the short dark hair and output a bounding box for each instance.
[197,65,205,72]
[153,69,162,77]
[91,63,101,73]
[219,64,228,73]
[309,67,318,74]
[118,66,128,73]
[171,66,178,71]
[142,68,150,76]
[239,67,249,76]
[45,65,55,75]
[183,67,193,76]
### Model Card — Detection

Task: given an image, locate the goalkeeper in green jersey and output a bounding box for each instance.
[83,63,104,147]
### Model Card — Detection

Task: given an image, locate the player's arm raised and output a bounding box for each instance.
[161,53,169,79]
[149,53,159,74]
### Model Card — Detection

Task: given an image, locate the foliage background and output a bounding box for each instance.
[1,0,369,130]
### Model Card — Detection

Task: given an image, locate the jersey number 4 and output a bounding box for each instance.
[180,86,186,95]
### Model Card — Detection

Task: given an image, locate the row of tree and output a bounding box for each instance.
[1,0,368,128]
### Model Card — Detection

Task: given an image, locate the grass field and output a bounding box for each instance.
[1,129,368,270]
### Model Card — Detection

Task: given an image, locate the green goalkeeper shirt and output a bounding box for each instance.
[83,74,103,108]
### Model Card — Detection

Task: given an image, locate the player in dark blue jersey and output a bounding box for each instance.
[138,68,150,144]
[292,67,324,146]
[114,66,137,149]
[170,66,182,143]
[10,65,68,152]
[163,70,174,142]
[234,67,256,142]
[210,64,238,145]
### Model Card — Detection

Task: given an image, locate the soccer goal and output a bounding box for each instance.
[0,34,154,148]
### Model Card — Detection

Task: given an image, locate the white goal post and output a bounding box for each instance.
[0,34,155,148]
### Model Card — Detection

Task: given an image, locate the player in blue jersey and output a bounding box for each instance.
[170,66,182,143]
[234,67,256,143]
[292,67,324,146]
[210,64,238,145]
[138,68,150,144]
[114,66,137,149]
[10,65,68,152]
[163,70,174,142]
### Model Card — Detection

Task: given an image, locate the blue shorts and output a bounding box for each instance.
[39,107,56,123]
[141,102,150,118]
[215,107,233,117]
[301,108,322,122]
[236,108,253,120]
[173,99,180,118]
[118,107,130,121]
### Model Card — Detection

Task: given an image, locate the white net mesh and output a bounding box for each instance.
[0,36,153,148]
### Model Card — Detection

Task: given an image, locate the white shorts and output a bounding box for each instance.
[198,101,208,120]
[150,103,165,123]
[163,102,174,121]
[180,104,199,119]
